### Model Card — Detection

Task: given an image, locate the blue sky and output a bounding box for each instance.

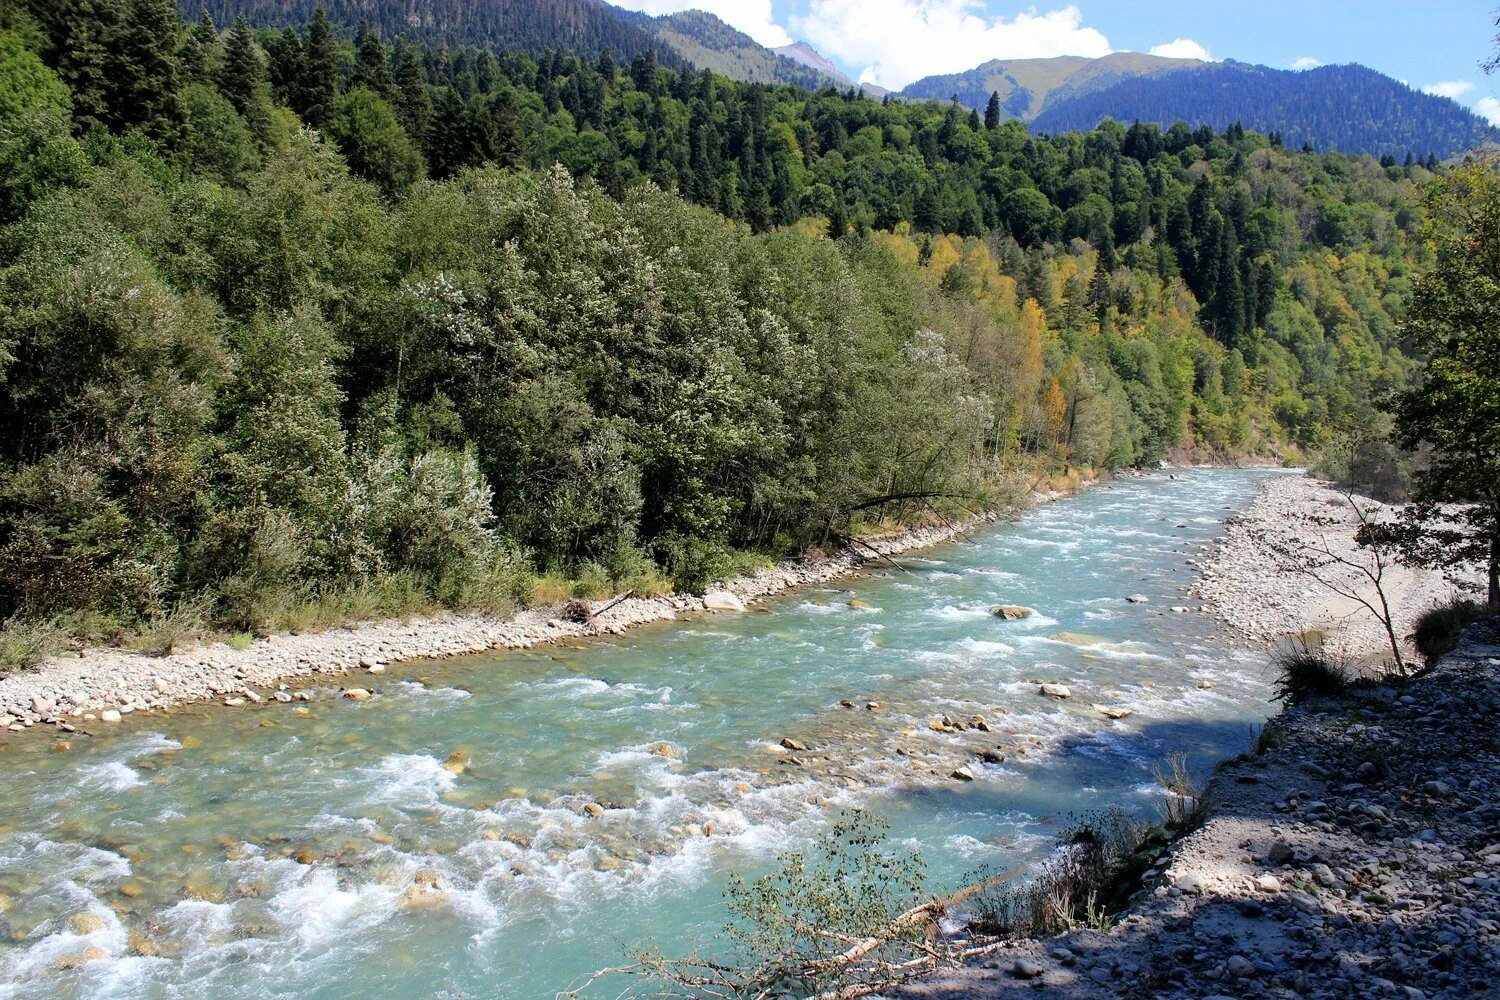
[615,1,1500,121]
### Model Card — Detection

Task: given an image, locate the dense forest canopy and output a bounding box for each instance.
[0,1,1439,648]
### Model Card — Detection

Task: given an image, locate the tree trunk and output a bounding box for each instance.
[1490,531,1499,610]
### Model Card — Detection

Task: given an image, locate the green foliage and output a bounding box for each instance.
[0,30,71,120]
[0,11,1435,646]
[325,86,424,196]
[0,616,65,672]
[1394,163,1500,607]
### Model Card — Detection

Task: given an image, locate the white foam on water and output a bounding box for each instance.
[0,898,128,992]
[267,867,401,952]
[950,638,1016,659]
[76,761,144,793]
[362,754,458,808]
[537,677,613,696]
[397,680,472,701]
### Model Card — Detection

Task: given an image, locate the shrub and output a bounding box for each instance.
[0,617,64,672]
[1271,641,1350,705]
[127,596,211,657]
[1410,597,1493,666]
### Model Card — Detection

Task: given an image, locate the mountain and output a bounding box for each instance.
[652,12,845,90]
[184,0,691,69]
[1030,61,1491,159]
[901,52,1202,123]
[902,53,1490,159]
[773,41,844,80]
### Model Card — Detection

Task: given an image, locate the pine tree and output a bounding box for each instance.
[984,90,1001,130]
[391,39,431,139]
[489,91,523,168]
[1088,258,1112,333]
[353,26,392,98]
[219,15,262,116]
[120,0,182,133]
[827,196,848,240]
[181,11,218,84]
[301,7,340,125]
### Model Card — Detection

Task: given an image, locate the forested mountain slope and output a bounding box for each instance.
[1031,61,1491,161]
[0,1,1429,649]
[182,0,691,69]
[181,2,1490,159]
[900,52,1202,125]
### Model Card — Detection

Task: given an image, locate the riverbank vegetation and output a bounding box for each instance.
[0,3,1438,656]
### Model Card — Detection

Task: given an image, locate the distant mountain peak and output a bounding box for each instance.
[773,41,844,81]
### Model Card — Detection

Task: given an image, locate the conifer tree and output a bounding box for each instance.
[984,90,1001,130]
[120,0,182,133]
[391,38,431,138]
[301,6,339,125]
[181,11,218,83]
[353,25,392,97]
[219,15,262,116]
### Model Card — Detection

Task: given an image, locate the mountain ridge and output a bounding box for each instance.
[183,1,1490,158]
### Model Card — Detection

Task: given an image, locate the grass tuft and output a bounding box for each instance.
[1410,597,1493,666]
[1271,640,1350,705]
[0,618,66,673]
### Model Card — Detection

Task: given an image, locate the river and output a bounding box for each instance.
[0,469,1285,998]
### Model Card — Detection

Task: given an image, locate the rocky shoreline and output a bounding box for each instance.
[0,497,1071,737]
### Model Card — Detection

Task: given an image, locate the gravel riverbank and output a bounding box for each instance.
[0,502,1048,736]
[1194,474,1474,661]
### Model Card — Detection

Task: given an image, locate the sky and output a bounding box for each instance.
[613,1,1500,122]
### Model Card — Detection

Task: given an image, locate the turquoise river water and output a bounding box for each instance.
[0,469,1286,998]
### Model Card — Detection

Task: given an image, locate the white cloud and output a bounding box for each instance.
[1475,96,1500,125]
[1148,38,1213,61]
[1422,80,1476,100]
[612,0,793,48]
[1291,56,1322,71]
[793,1,1112,90]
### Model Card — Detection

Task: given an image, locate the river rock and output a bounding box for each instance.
[992,606,1031,620]
[1012,958,1045,979]
[951,765,976,781]
[702,591,746,613]
[100,709,122,723]
[847,600,871,610]
[1094,704,1133,719]
[779,737,808,751]
[68,912,105,935]
[1126,594,1150,604]
[1039,684,1073,699]
[342,689,372,701]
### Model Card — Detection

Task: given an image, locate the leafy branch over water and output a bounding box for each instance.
[570,805,1192,999]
